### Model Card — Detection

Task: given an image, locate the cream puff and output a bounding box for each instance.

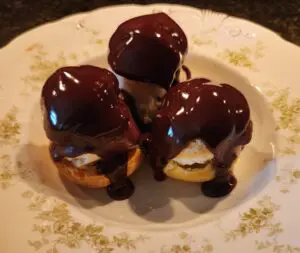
[147,78,253,197]
[41,65,143,200]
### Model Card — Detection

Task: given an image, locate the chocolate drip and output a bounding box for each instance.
[108,13,188,89]
[41,65,140,200]
[120,89,152,133]
[171,65,192,87]
[96,152,134,200]
[201,172,237,198]
[148,78,253,197]
[182,65,192,81]
[201,120,253,197]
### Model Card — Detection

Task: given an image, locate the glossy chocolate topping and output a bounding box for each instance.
[96,153,135,200]
[42,65,139,155]
[41,65,140,200]
[108,12,188,89]
[147,78,253,196]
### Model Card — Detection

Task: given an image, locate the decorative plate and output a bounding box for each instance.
[1,4,300,253]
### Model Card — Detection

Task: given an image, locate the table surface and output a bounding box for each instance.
[1,0,300,47]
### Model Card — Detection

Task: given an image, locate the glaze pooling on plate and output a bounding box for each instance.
[0,4,300,253]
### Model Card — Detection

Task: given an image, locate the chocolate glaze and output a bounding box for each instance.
[120,89,152,133]
[41,65,140,200]
[182,65,192,80]
[96,152,135,200]
[147,78,253,197]
[108,12,188,89]
[201,173,237,198]
[171,65,192,87]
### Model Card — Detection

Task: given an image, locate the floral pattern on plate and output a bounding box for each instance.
[0,4,299,253]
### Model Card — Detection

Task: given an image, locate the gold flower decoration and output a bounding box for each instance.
[0,106,20,146]
[226,195,300,252]
[271,88,300,132]
[0,154,31,190]
[0,155,16,189]
[266,87,300,155]
[276,168,300,194]
[256,240,300,253]
[225,196,282,241]
[22,191,148,253]
[192,36,217,47]
[218,41,264,70]
[160,233,214,253]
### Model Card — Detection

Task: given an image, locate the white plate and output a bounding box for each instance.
[1,4,300,253]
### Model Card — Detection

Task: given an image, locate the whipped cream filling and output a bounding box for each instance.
[172,139,214,166]
[164,139,216,182]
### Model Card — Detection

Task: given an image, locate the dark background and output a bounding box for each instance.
[1,0,300,47]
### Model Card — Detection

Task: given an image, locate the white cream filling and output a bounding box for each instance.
[172,139,214,166]
[66,154,100,168]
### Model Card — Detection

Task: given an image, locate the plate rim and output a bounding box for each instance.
[0,3,300,253]
[1,3,297,52]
